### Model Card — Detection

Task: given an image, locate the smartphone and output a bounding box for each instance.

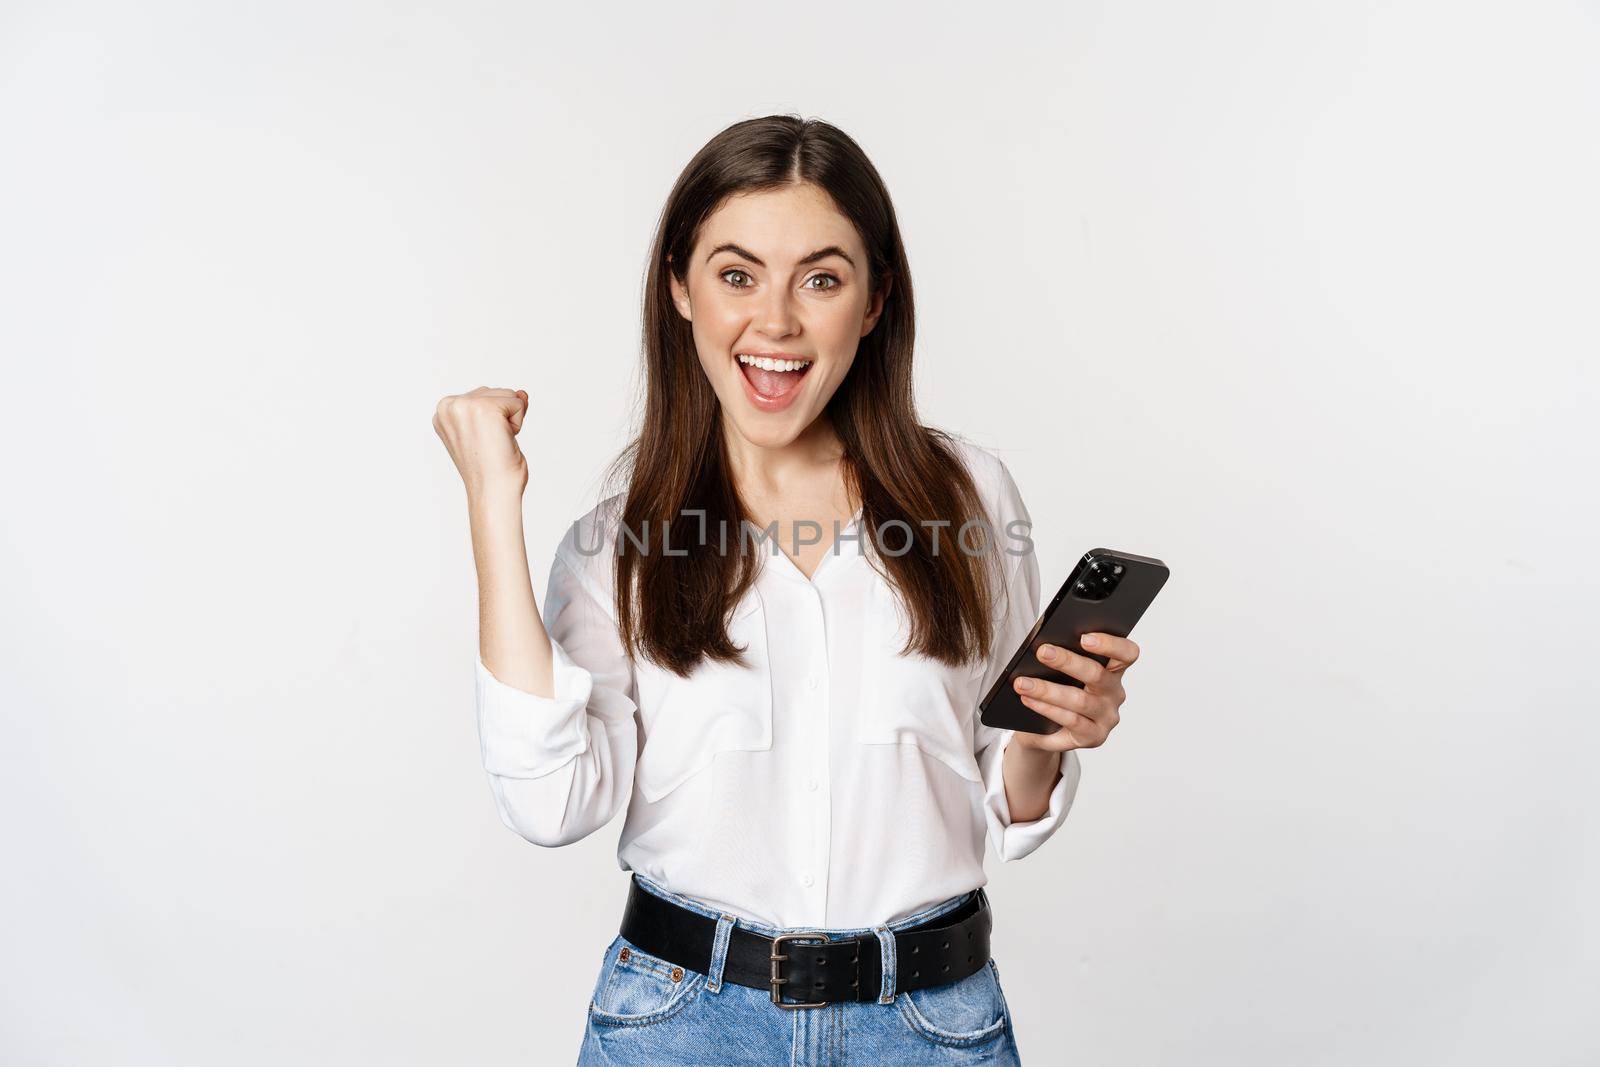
[978,548,1170,734]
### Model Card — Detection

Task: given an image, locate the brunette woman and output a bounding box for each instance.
[433,114,1141,1065]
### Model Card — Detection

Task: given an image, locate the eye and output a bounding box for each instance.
[805,273,842,291]
[719,268,754,289]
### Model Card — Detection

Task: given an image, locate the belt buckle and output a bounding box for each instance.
[770,931,830,1009]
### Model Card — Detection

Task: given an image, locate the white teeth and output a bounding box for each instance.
[737,353,812,372]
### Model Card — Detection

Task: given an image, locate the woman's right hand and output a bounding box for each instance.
[433,386,531,501]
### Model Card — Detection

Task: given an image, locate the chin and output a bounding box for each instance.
[724,408,805,447]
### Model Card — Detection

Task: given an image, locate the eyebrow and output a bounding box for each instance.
[705,242,856,270]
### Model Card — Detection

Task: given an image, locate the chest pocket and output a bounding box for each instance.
[632,594,774,804]
[854,578,985,784]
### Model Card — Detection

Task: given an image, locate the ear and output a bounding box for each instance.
[860,274,893,337]
[667,256,692,321]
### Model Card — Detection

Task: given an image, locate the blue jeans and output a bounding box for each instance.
[577,873,1024,1065]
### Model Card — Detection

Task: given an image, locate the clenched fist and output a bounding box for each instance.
[433,387,530,501]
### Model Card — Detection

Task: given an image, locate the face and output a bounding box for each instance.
[669,183,888,450]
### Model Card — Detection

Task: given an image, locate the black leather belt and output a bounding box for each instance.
[618,876,993,1009]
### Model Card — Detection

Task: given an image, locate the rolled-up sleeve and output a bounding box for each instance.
[972,459,1082,862]
[474,536,638,848]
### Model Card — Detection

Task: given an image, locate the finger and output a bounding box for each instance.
[509,390,529,433]
[1014,674,1087,714]
[471,391,528,424]
[1034,642,1115,689]
[1081,633,1139,670]
[1014,674,1118,727]
[439,389,522,427]
[1007,723,1083,754]
[1014,693,1100,749]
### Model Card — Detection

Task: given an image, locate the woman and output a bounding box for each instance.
[433,115,1140,1065]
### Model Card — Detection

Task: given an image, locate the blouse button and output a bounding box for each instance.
[806,778,818,792]
[805,674,819,691]
[801,872,814,887]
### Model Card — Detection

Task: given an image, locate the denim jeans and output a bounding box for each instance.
[577,873,1024,1065]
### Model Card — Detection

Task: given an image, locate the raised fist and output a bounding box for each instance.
[433,387,530,500]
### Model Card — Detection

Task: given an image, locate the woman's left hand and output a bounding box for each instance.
[1007,633,1140,752]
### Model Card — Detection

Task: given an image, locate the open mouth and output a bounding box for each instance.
[735,352,814,404]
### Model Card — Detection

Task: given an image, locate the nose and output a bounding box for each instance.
[756,283,800,339]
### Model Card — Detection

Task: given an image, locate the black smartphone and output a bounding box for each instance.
[979,548,1170,734]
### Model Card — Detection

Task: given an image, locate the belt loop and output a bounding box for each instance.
[873,925,896,1004]
[706,913,737,994]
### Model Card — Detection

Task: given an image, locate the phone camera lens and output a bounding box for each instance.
[1075,555,1122,603]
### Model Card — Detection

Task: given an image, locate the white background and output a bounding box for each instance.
[2,1,1596,1063]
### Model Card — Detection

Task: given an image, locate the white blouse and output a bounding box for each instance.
[472,437,1081,930]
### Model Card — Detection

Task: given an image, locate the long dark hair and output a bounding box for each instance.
[600,114,1003,676]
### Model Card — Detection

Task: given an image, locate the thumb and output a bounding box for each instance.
[509,389,529,434]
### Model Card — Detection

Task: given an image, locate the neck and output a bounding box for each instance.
[721,414,846,502]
